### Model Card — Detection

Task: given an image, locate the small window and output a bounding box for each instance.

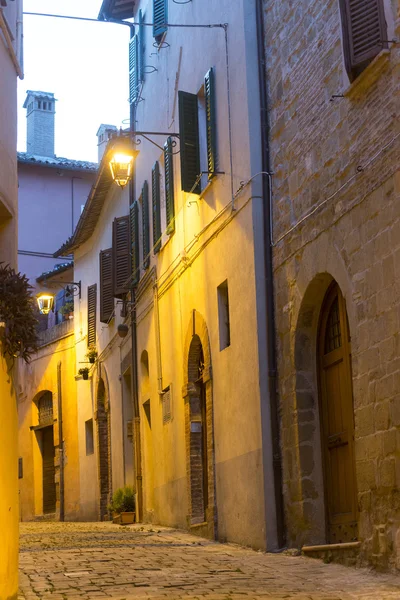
[85,419,94,455]
[162,385,171,423]
[18,458,23,479]
[37,101,41,109]
[43,102,47,110]
[217,280,231,350]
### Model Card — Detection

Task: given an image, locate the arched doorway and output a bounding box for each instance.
[318,282,357,543]
[96,378,111,520]
[183,310,216,539]
[37,392,56,514]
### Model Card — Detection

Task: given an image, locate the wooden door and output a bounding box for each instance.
[42,426,56,514]
[319,283,358,543]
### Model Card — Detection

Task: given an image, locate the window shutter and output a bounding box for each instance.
[87,284,97,346]
[113,215,131,298]
[129,34,139,104]
[205,67,217,180]
[142,180,150,269]
[138,9,145,83]
[153,0,167,41]
[99,249,114,324]
[178,91,201,194]
[130,201,140,285]
[339,0,387,79]
[164,137,175,234]
[152,162,162,254]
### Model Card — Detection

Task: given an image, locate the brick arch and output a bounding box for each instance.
[95,364,112,521]
[182,310,216,540]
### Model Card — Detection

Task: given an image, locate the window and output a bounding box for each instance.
[141,181,150,269]
[85,419,94,455]
[113,215,131,298]
[178,68,217,194]
[99,248,114,323]
[153,0,167,43]
[152,162,162,254]
[339,0,387,81]
[162,385,171,423]
[37,101,41,109]
[217,280,230,350]
[87,284,97,347]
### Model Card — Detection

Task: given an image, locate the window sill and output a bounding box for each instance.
[344,50,391,101]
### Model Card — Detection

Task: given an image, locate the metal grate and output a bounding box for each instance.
[325,297,342,353]
[38,392,53,425]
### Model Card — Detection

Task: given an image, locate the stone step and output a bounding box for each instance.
[302,541,361,567]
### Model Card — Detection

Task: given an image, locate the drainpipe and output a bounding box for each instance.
[255,0,285,548]
[128,56,143,521]
[57,361,64,521]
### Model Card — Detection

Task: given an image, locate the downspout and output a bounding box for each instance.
[255,0,285,548]
[57,361,64,521]
[128,44,143,521]
[0,7,23,78]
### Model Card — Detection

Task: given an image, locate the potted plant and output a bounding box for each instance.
[78,367,89,380]
[86,343,98,364]
[108,486,135,525]
[59,300,74,320]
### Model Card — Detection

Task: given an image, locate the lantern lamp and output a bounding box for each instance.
[36,292,55,315]
[109,142,138,188]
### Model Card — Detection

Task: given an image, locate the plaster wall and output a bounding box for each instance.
[0,2,22,597]
[264,0,400,569]
[18,329,81,522]
[129,0,277,549]
[74,182,134,520]
[17,163,95,285]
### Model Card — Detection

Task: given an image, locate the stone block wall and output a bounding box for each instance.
[263,0,400,570]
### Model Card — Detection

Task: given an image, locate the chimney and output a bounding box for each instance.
[23,91,56,157]
[97,124,118,162]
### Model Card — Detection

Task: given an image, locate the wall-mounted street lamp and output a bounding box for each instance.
[108,130,179,188]
[35,281,81,315]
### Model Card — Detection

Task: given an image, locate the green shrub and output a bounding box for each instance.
[109,486,135,513]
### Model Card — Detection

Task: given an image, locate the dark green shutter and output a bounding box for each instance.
[130,201,140,285]
[153,0,167,41]
[129,34,139,104]
[87,284,97,346]
[152,162,162,254]
[339,0,387,81]
[138,10,145,83]
[142,181,150,269]
[205,67,217,180]
[164,137,175,234]
[178,91,201,194]
[99,249,114,324]
[113,215,131,298]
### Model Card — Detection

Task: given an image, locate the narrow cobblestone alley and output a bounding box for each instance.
[19,523,400,600]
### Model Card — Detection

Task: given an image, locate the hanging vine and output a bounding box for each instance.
[0,263,39,363]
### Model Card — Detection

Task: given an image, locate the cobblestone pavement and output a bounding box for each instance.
[19,522,400,600]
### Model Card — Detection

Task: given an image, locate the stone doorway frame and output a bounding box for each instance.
[182,310,217,539]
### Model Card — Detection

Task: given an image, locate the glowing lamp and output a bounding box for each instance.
[109,143,138,187]
[36,292,55,315]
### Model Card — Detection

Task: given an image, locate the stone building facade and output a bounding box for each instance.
[264,0,400,570]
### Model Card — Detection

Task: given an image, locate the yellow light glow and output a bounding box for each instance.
[36,292,55,315]
[108,138,139,188]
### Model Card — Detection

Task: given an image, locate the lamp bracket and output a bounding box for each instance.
[42,280,81,299]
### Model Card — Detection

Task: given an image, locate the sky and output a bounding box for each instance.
[18,0,131,163]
